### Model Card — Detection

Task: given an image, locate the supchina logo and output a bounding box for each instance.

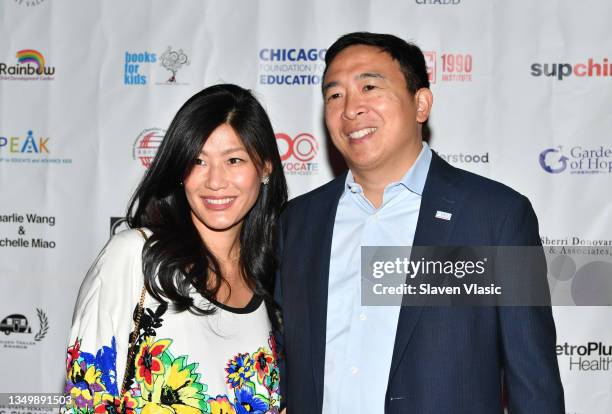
[133,128,166,168]
[259,48,326,86]
[0,49,56,81]
[539,145,612,175]
[0,308,49,349]
[275,132,319,175]
[531,58,611,80]
[424,51,472,83]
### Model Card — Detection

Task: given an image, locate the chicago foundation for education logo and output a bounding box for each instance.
[275,132,319,175]
[133,128,166,168]
[0,308,49,349]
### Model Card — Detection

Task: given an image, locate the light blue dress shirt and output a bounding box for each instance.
[322,142,432,413]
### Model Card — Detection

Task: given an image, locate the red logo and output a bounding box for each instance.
[275,132,319,175]
[424,51,473,82]
[275,132,318,162]
[133,128,166,168]
[424,51,437,84]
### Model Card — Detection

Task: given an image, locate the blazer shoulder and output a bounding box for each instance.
[282,174,346,219]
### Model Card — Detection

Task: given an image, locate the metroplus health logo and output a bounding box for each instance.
[259,48,326,86]
[539,145,612,175]
[124,46,189,85]
[133,128,166,168]
[0,49,55,81]
[423,51,472,83]
[275,132,319,175]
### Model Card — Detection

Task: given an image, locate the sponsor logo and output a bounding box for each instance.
[259,48,326,86]
[0,309,49,349]
[531,58,611,80]
[0,212,57,249]
[424,51,472,83]
[275,132,319,175]
[434,150,489,164]
[13,0,46,7]
[0,129,72,165]
[556,342,612,372]
[133,128,166,168]
[416,0,461,4]
[124,47,189,86]
[0,49,55,81]
[539,145,612,175]
[110,217,129,236]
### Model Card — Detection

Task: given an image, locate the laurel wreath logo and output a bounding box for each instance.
[34,308,48,341]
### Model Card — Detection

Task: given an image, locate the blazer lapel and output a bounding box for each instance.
[388,153,466,380]
[307,174,346,410]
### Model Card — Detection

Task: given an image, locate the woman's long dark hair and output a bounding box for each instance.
[127,84,287,331]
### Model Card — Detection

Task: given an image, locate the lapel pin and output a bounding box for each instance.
[435,211,452,221]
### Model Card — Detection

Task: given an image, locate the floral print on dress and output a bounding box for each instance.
[63,303,280,413]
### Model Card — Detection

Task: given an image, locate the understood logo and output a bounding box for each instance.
[424,51,472,83]
[539,145,612,175]
[434,150,489,164]
[124,47,189,86]
[0,49,56,81]
[259,48,326,86]
[0,129,72,165]
[133,128,166,168]
[275,132,319,175]
[0,309,49,350]
[531,58,611,80]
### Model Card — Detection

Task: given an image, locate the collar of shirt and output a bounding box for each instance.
[343,141,432,208]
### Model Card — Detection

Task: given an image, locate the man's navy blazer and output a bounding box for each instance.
[275,152,565,413]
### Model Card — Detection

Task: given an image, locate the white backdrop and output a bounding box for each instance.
[0,1,611,413]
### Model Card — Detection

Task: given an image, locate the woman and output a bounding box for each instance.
[63,84,287,414]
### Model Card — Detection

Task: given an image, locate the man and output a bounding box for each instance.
[275,32,564,413]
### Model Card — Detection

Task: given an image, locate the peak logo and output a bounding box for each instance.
[424,51,472,83]
[259,48,326,86]
[0,129,70,165]
[124,47,189,86]
[133,128,166,168]
[539,145,612,175]
[0,49,56,81]
[275,132,319,175]
[531,58,611,80]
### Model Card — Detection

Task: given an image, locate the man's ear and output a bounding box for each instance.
[414,88,433,123]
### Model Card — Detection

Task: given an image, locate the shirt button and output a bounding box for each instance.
[351,187,358,193]
[359,313,367,321]
[350,366,359,375]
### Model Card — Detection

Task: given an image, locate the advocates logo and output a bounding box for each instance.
[124,47,189,86]
[557,342,612,372]
[531,58,611,80]
[0,309,49,350]
[0,49,56,81]
[0,129,72,165]
[133,128,166,168]
[539,145,612,175]
[275,132,319,175]
[259,48,326,86]
[424,51,472,83]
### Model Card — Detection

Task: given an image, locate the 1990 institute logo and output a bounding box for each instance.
[275,132,319,175]
[539,145,612,175]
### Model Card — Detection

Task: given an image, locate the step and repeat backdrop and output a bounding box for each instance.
[1,0,611,412]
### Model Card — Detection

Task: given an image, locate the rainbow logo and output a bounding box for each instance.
[16,49,45,74]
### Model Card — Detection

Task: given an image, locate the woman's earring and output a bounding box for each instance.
[261,176,270,185]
